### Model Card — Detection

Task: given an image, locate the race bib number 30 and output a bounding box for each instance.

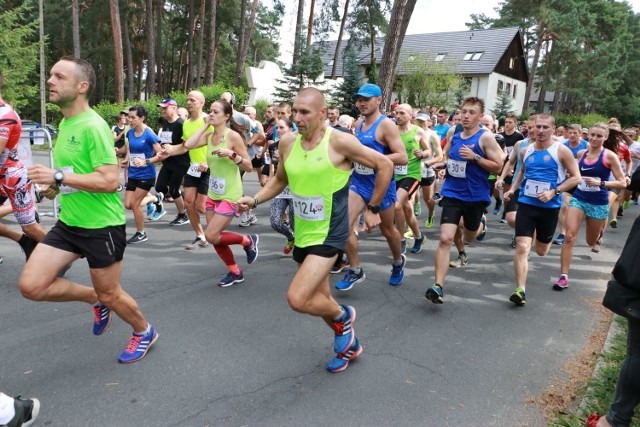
[523,179,551,198]
[208,176,226,196]
[354,162,374,175]
[394,164,408,175]
[187,162,202,177]
[292,193,325,221]
[447,159,467,178]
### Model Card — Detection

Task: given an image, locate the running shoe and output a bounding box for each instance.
[433,193,442,202]
[610,218,618,229]
[414,200,422,216]
[93,304,111,335]
[149,209,167,221]
[476,214,487,241]
[499,218,507,224]
[623,200,631,209]
[492,198,502,215]
[218,270,245,287]
[185,236,208,250]
[239,211,251,227]
[18,234,37,261]
[118,325,158,363]
[592,232,603,253]
[404,228,414,239]
[244,234,259,264]
[335,268,365,291]
[169,213,190,226]
[553,275,569,290]
[552,234,565,245]
[326,337,363,373]
[127,231,148,244]
[425,284,444,304]
[425,215,434,229]
[449,253,468,268]
[154,193,164,214]
[248,213,258,225]
[332,304,355,354]
[511,235,516,249]
[283,239,295,255]
[617,207,624,217]
[401,239,407,255]
[411,235,425,254]
[509,286,526,305]
[145,202,156,218]
[389,254,406,286]
[6,395,40,427]
[330,255,349,274]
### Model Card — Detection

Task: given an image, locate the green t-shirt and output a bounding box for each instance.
[54,109,126,228]
[395,125,422,181]
[183,116,209,164]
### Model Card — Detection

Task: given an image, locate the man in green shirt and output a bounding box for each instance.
[21,57,158,364]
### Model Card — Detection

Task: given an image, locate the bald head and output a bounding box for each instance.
[186,91,205,114]
[292,87,327,135]
[296,87,326,110]
[395,104,414,126]
[481,114,494,131]
[220,91,234,104]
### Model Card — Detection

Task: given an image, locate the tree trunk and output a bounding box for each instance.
[186,0,195,90]
[293,0,305,64]
[523,23,545,113]
[306,0,315,48]
[145,0,156,96]
[552,86,561,114]
[234,0,259,87]
[122,6,134,100]
[204,0,217,85]
[331,0,349,79]
[154,0,163,94]
[235,0,247,86]
[378,0,418,110]
[110,0,124,103]
[196,0,206,87]
[72,0,81,58]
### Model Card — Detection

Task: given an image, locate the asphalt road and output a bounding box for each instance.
[0,152,633,426]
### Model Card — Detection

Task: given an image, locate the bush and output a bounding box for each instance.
[252,98,270,122]
[554,113,609,128]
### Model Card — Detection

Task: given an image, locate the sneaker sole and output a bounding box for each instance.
[425,288,443,304]
[23,398,40,427]
[128,238,148,244]
[327,344,363,373]
[509,293,526,305]
[118,332,159,364]
[218,277,245,287]
[335,273,366,291]
[553,284,569,291]
[169,220,190,226]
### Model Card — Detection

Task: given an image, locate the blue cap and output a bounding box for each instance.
[352,83,382,100]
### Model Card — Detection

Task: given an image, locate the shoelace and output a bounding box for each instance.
[125,334,143,353]
[93,306,104,324]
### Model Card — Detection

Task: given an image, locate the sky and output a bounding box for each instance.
[269,0,640,66]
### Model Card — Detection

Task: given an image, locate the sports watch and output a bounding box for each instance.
[366,204,380,214]
[54,169,65,186]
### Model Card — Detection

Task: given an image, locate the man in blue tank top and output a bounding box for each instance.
[335,84,408,291]
[502,114,580,306]
[426,97,505,304]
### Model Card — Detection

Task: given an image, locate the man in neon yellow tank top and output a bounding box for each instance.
[238,88,394,373]
[22,57,157,364]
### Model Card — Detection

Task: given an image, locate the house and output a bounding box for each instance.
[316,27,529,115]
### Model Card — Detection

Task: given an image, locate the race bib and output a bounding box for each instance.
[292,193,326,221]
[187,162,202,178]
[264,152,271,165]
[354,162,374,176]
[394,164,408,175]
[447,159,467,178]
[159,131,173,144]
[275,185,292,199]
[59,166,79,195]
[129,153,145,167]
[578,179,601,192]
[208,176,226,196]
[422,164,435,179]
[523,179,551,198]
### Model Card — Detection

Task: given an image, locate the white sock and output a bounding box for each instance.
[135,324,151,335]
[0,393,16,424]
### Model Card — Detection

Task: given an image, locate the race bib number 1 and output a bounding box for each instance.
[523,179,551,198]
[208,176,226,196]
[292,193,325,221]
[447,159,467,178]
[354,162,374,176]
[187,162,202,178]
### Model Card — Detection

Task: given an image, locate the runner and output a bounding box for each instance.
[607,127,632,228]
[415,111,443,229]
[554,123,626,290]
[238,87,393,372]
[502,114,580,305]
[497,113,524,220]
[268,118,295,254]
[335,84,408,291]
[112,110,129,191]
[22,57,157,363]
[425,97,504,304]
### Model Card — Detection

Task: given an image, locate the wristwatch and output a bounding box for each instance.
[474,154,481,163]
[555,188,562,196]
[600,181,606,188]
[231,152,238,160]
[366,204,380,214]
[53,169,64,186]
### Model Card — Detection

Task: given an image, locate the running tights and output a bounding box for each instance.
[270,198,294,241]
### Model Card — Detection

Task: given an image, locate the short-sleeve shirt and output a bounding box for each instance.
[158,118,189,169]
[183,116,209,164]
[126,127,160,180]
[0,101,23,170]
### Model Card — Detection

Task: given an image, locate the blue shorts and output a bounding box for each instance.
[569,196,609,220]
[349,185,396,211]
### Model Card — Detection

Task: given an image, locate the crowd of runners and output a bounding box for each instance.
[2,56,640,425]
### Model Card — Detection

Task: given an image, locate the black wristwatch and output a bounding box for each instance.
[53,169,64,186]
[366,204,380,214]
[600,181,606,188]
[231,152,238,160]
[555,188,562,196]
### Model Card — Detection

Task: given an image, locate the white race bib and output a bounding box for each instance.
[523,179,551,198]
[187,162,202,178]
[275,185,292,199]
[264,152,271,165]
[578,179,601,192]
[159,131,173,144]
[447,159,467,178]
[394,164,408,175]
[422,164,435,179]
[208,176,226,196]
[354,162,374,176]
[292,193,326,221]
[59,166,79,195]
[129,153,145,167]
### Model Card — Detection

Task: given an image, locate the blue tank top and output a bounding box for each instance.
[441,128,491,202]
[513,138,529,181]
[518,141,566,208]
[351,115,395,198]
[573,149,610,205]
[564,140,588,159]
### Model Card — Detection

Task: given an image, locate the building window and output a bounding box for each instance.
[471,52,484,61]
[463,52,473,61]
[513,84,517,99]
[506,82,511,95]
[509,57,515,69]
[497,80,504,95]
[435,53,446,61]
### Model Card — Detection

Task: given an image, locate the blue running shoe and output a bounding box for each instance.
[411,235,425,254]
[150,209,167,221]
[92,304,111,335]
[327,338,363,373]
[476,214,487,241]
[401,239,407,255]
[332,305,355,354]
[553,234,565,245]
[244,234,259,264]
[118,325,158,363]
[146,202,156,218]
[425,284,444,304]
[335,268,365,291]
[218,270,245,287]
[389,254,406,286]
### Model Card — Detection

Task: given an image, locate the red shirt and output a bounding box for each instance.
[0,100,22,170]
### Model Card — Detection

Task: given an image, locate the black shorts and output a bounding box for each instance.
[505,189,519,213]
[440,196,489,232]
[420,175,436,187]
[41,221,126,269]
[183,171,210,195]
[293,244,342,264]
[396,177,420,197]
[251,156,264,169]
[261,164,270,176]
[515,202,560,244]
[504,174,513,185]
[126,178,155,192]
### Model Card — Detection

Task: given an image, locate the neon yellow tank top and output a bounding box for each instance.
[206,128,243,202]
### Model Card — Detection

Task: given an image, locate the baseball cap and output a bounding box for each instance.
[157,98,178,107]
[352,84,382,100]
[416,112,429,122]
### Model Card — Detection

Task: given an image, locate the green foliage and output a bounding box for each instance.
[0,0,39,111]
[252,98,270,122]
[332,48,364,115]
[491,90,515,120]
[554,113,609,128]
[273,44,325,104]
[367,60,378,84]
[398,54,461,110]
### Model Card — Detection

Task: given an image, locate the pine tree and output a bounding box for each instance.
[491,90,514,121]
[332,47,363,115]
[273,43,325,104]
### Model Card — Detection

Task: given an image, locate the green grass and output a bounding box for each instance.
[549,317,640,427]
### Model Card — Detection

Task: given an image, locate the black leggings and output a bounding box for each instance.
[156,163,187,199]
[606,317,640,427]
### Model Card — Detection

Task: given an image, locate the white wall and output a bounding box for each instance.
[485,72,526,116]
